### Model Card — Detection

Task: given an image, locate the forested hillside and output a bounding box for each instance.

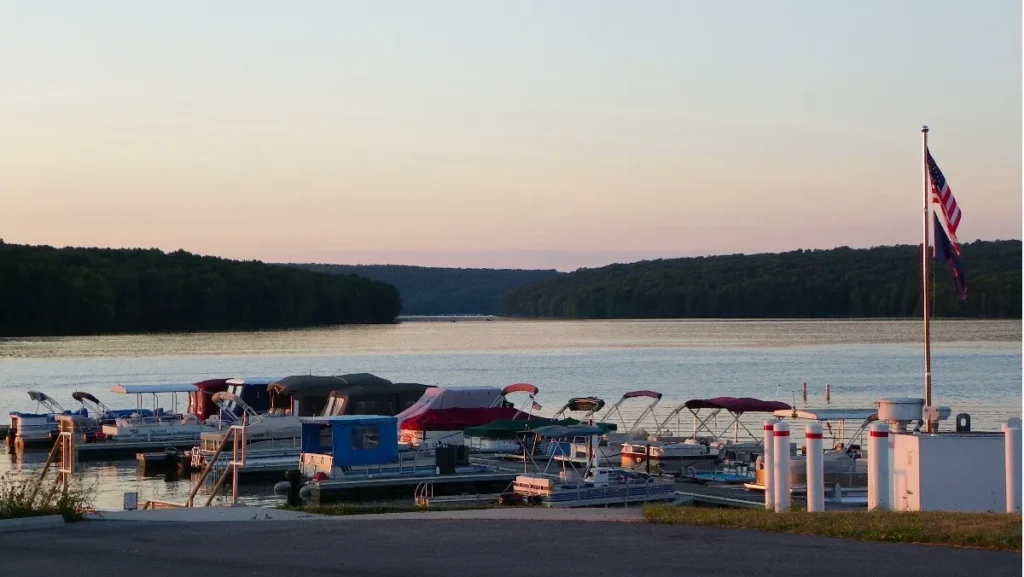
[500,241,1021,319]
[0,243,401,336]
[301,264,562,315]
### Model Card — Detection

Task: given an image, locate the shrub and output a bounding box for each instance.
[0,473,95,522]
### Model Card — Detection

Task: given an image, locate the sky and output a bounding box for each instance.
[1,1,1021,271]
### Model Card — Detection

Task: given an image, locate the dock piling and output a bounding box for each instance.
[1002,419,1021,513]
[763,421,774,511]
[867,421,889,511]
[805,422,824,512]
[773,421,790,512]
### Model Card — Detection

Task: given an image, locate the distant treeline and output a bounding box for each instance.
[0,243,401,336]
[500,241,1022,319]
[301,264,562,315]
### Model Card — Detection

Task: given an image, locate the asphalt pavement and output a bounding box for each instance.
[0,518,1018,577]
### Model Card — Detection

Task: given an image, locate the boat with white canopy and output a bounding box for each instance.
[621,396,791,471]
[743,407,877,497]
[512,424,676,507]
[99,383,214,441]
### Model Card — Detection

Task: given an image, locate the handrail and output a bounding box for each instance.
[186,427,234,506]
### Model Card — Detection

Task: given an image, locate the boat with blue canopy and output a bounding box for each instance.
[6,391,88,450]
[297,415,517,504]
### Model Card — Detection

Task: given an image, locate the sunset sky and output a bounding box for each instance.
[1,1,1020,271]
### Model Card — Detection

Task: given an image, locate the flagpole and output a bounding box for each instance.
[922,125,934,432]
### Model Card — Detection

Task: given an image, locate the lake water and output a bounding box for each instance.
[1,319,1020,510]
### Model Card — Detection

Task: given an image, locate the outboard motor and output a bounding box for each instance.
[955,413,971,433]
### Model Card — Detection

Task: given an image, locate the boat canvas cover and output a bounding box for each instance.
[300,415,399,466]
[394,386,504,425]
[400,407,526,432]
[189,379,231,420]
[683,397,791,414]
[325,382,432,417]
[268,373,393,396]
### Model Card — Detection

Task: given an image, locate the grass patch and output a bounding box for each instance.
[643,505,1022,552]
[280,502,502,516]
[1,473,95,522]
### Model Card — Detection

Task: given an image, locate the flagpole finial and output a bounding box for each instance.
[922,125,929,133]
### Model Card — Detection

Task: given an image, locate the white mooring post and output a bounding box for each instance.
[763,421,775,510]
[773,421,791,512]
[867,421,889,511]
[1002,420,1022,513]
[805,422,824,512]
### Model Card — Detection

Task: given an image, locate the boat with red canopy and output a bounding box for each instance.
[398,384,544,448]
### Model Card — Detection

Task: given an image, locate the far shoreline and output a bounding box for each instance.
[0,315,1020,340]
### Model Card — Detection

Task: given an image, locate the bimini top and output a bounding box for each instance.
[27,391,58,404]
[110,383,199,394]
[773,408,877,421]
[684,397,791,413]
[70,391,101,404]
[268,373,392,396]
[530,424,607,438]
[622,390,663,400]
[225,377,280,386]
[501,383,539,396]
[560,397,605,413]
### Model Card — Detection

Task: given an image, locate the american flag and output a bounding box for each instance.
[927,151,962,253]
[531,401,543,411]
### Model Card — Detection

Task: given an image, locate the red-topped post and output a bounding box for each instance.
[773,421,791,512]
[805,422,824,512]
[763,420,775,510]
[868,421,890,510]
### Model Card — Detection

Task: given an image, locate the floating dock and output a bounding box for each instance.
[136,450,197,475]
[672,478,866,510]
[75,439,200,462]
[206,455,300,484]
[305,470,520,505]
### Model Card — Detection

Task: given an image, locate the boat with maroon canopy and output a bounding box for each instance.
[614,399,790,471]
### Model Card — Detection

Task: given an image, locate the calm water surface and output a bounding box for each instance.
[1,319,1020,510]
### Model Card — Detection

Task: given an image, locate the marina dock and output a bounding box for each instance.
[671,479,866,510]
[76,439,200,462]
[305,470,520,505]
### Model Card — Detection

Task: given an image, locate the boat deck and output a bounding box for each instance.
[308,470,520,505]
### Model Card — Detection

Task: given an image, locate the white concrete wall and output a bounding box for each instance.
[891,433,1006,512]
